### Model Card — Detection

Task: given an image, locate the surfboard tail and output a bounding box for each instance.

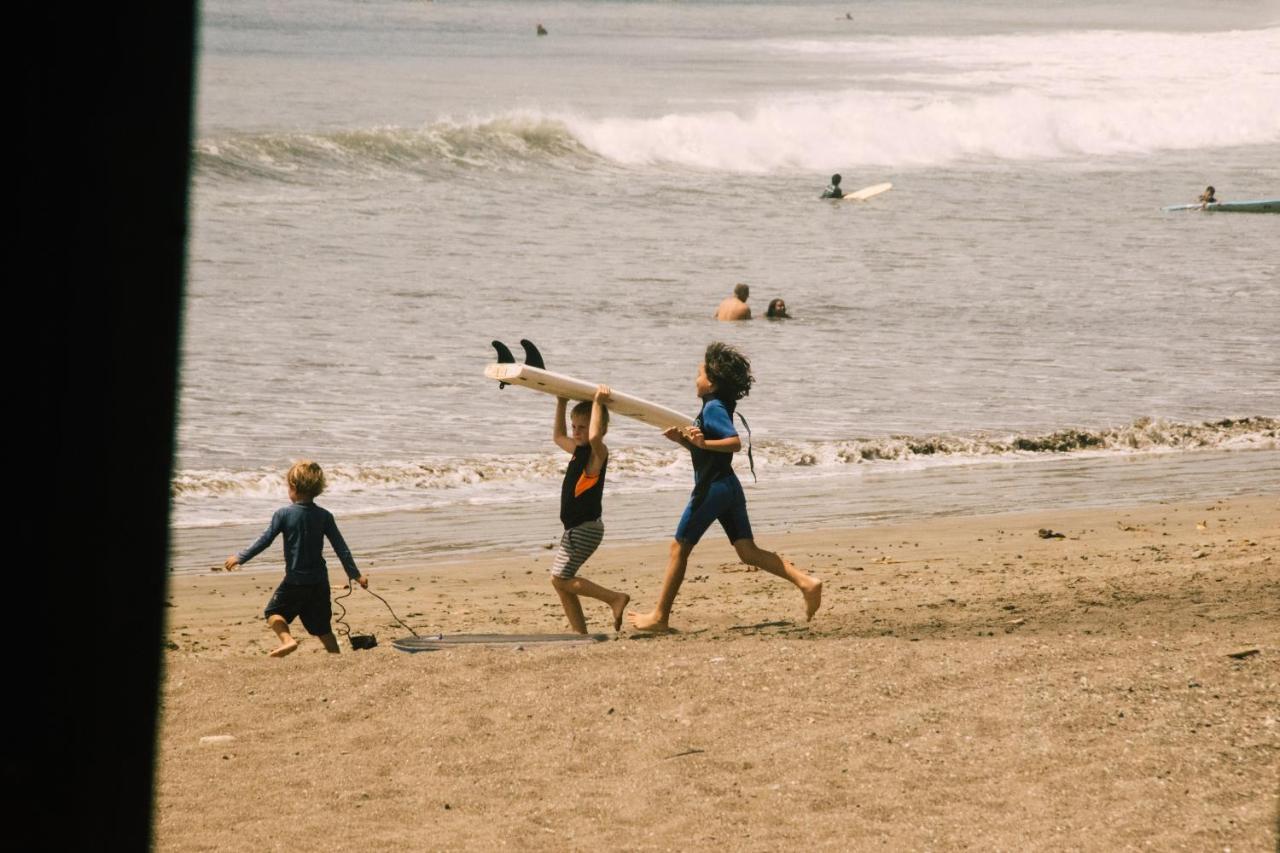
[491,340,515,388]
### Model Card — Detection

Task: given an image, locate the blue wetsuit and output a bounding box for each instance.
[674,396,753,545]
[238,501,360,635]
[237,501,360,584]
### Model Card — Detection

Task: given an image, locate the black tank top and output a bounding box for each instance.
[560,444,606,529]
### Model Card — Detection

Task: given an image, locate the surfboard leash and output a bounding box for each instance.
[362,586,420,637]
[736,411,756,482]
[332,583,420,647]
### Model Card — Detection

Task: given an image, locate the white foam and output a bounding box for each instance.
[564,28,1280,171]
[170,419,1276,527]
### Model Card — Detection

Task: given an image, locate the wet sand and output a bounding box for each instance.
[155,496,1278,851]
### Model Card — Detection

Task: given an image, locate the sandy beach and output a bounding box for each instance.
[155,495,1278,851]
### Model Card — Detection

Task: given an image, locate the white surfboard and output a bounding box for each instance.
[484,363,694,430]
[844,181,893,201]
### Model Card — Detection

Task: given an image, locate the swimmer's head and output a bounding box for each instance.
[831,173,842,185]
[733,282,749,302]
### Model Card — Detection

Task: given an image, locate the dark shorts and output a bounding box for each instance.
[675,475,753,546]
[263,581,332,636]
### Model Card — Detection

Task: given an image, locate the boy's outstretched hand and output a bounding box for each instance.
[663,425,704,448]
[683,426,706,448]
[222,555,240,571]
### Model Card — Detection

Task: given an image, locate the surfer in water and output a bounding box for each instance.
[765,298,790,319]
[536,22,548,36]
[549,386,630,633]
[714,283,752,321]
[821,173,844,199]
[1198,185,1217,206]
[629,343,822,632]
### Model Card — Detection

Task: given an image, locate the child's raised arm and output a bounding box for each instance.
[587,384,611,475]
[553,397,576,454]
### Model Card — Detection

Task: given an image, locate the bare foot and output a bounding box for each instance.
[611,593,631,632]
[269,639,298,658]
[627,609,673,633]
[802,579,823,621]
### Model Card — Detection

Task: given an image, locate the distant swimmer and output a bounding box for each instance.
[765,298,790,319]
[1198,185,1217,205]
[714,283,752,321]
[821,173,844,199]
[536,23,548,36]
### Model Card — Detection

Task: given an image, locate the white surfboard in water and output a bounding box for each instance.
[843,181,893,201]
[484,362,693,430]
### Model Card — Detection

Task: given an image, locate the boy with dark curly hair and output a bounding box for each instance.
[629,343,822,632]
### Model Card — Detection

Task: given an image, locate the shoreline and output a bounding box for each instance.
[157,495,1278,850]
[168,447,1279,574]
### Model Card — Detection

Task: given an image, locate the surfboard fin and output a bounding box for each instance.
[491,340,515,388]
[492,340,515,364]
[519,339,545,369]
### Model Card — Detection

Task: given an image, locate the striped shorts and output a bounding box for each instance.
[551,519,604,579]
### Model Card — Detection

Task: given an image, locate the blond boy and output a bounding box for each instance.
[224,460,367,656]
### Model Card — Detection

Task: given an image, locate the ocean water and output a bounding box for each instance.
[175,0,1280,570]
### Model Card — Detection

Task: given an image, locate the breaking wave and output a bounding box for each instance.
[194,116,599,181]
[172,417,1276,526]
[195,28,1280,178]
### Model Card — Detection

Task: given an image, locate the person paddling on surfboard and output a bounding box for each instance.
[628,343,822,633]
[549,386,630,633]
[821,173,844,199]
[1198,185,1217,206]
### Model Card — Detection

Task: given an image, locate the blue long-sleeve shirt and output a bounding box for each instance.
[237,501,359,585]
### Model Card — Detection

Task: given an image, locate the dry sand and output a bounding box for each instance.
[156,496,1279,851]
